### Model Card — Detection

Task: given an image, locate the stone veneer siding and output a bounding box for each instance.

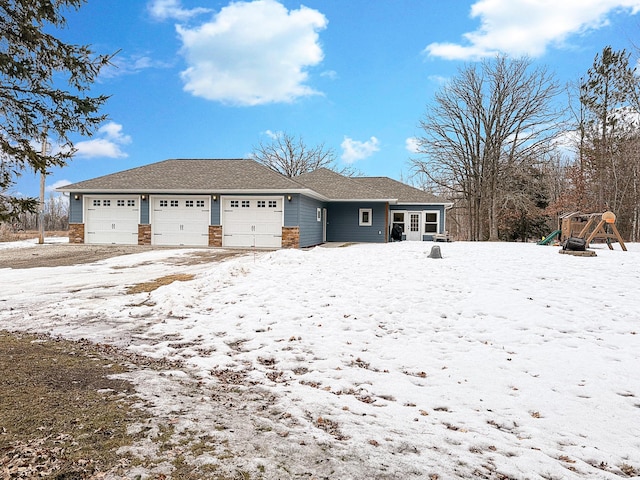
[68,223,84,244]
[209,225,222,247]
[138,224,151,245]
[282,226,300,249]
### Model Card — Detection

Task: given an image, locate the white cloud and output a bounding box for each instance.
[264,129,281,139]
[102,53,173,79]
[425,0,640,60]
[98,122,132,143]
[320,70,338,80]
[46,179,71,193]
[405,137,420,154]
[148,0,211,21]
[74,122,132,159]
[176,0,327,106]
[341,136,380,163]
[553,130,580,160]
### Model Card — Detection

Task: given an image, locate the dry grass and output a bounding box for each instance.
[0,228,68,242]
[125,273,196,294]
[0,331,148,479]
[0,331,248,480]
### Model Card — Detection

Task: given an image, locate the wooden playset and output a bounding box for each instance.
[561,211,627,251]
[539,211,627,255]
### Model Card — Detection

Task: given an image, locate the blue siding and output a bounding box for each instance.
[281,193,325,247]
[69,194,83,223]
[211,195,221,224]
[283,193,299,226]
[140,197,149,224]
[326,202,387,243]
[298,195,325,247]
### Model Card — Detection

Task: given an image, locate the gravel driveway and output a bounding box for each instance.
[0,243,244,269]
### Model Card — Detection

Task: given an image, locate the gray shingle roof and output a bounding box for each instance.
[60,159,304,192]
[59,159,449,205]
[294,168,395,200]
[354,177,447,204]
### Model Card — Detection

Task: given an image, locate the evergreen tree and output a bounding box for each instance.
[0,0,113,222]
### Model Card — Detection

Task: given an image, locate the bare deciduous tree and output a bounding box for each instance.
[412,56,562,241]
[251,132,344,177]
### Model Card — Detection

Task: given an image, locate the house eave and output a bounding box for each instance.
[57,187,327,200]
[392,201,453,206]
[328,198,398,203]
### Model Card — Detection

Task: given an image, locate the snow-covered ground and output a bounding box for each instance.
[1,239,639,479]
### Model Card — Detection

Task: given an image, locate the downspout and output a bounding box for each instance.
[444,202,454,238]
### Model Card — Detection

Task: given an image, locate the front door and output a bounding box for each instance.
[407,212,421,241]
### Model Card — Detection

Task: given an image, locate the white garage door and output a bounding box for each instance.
[222,197,283,248]
[85,196,139,245]
[151,196,210,246]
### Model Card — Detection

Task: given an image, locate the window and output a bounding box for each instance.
[170,200,179,207]
[257,200,266,208]
[268,200,277,208]
[103,199,111,206]
[424,211,438,233]
[410,213,420,232]
[160,200,168,207]
[241,200,250,208]
[185,200,194,207]
[230,200,239,208]
[317,208,322,222]
[127,199,135,207]
[196,200,205,208]
[392,212,405,233]
[117,199,125,207]
[359,208,372,226]
[93,199,101,207]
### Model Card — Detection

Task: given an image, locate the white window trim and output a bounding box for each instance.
[359,208,373,226]
[423,210,440,234]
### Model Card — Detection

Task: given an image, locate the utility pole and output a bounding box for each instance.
[38,132,47,245]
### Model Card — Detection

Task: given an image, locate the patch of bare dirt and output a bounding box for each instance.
[0,243,245,269]
[0,331,147,479]
[125,273,196,294]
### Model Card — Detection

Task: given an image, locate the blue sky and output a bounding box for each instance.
[14,0,640,197]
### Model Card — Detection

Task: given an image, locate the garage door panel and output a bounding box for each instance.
[222,197,283,248]
[222,234,256,247]
[85,197,139,245]
[223,220,252,235]
[151,197,210,246]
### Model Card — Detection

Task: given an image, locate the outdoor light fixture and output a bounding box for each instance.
[141,194,147,200]
[287,195,292,202]
[74,194,79,200]
[212,195,218,201]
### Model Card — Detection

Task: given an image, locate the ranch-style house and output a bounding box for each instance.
[58,158,451,248]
